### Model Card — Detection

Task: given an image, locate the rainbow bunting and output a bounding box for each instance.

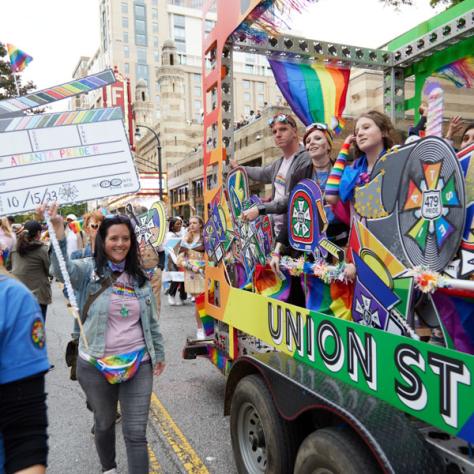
[269,59,350,131]
[433,56,474,89]
[6,44,33,72]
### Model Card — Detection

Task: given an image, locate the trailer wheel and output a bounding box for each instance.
[230,374,296,474]
[294,427,379,474]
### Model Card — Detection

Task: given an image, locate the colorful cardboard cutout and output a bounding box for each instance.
[126,201,166,249]
[288,179,344,261]
[226,167,249,222]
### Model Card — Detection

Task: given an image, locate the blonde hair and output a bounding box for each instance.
[83,211,105,230]
[184,216,204,244]
[0,217,13,237]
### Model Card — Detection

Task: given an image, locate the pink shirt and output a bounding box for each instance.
[104,273,146,357]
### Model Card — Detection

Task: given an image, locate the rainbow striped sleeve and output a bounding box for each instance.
[325,143,350,196]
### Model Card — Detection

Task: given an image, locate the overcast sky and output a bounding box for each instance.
[0,0,443,95]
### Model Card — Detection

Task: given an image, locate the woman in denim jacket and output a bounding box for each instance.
[45,204,165,474]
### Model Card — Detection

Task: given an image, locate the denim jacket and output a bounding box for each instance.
[52,238,164,365]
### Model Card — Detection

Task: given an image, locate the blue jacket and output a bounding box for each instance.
[52,238,164,365]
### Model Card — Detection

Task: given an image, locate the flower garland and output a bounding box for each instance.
[406,266,447,294]
[279,255,349,283]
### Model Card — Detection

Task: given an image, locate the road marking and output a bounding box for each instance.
[148,446,163,473]
[149,392,210,473]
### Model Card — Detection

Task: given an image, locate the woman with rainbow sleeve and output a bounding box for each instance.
[326,110,397,208]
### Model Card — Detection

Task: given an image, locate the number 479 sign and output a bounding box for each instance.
[0,107,140,216]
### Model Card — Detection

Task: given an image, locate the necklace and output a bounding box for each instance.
[114,280,135,318]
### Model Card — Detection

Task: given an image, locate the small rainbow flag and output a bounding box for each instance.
[68,220,83,234]
[253,264,290,301]
[195,293,214,336]
[269,59,350,132]
[6,44,33,72]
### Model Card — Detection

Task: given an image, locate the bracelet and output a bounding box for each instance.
[270,251,281,258]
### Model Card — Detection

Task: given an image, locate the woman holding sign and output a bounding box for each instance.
[42,204,165,474]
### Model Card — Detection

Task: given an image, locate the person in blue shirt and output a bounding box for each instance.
[0,266,49,474]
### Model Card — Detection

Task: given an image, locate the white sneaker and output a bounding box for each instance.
[168,294,176,306]
[103,469,117,474]
[175,298,183,306]
[196,328,205,340]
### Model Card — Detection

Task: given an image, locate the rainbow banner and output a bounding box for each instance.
[434,56,474,89]
[0,69,116,118]
[268,59,350,131]
[6,44,33,72]
[253,264,291,301]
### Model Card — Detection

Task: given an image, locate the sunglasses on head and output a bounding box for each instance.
[90,224,99,229]
[268,114,296,128]
[104,214,131,224]
[305,122,328,132]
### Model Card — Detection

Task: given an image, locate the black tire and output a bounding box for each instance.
[230,374,297,474]
[294,427,380,474]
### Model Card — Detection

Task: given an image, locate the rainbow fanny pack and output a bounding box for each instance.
[81,348,146,384]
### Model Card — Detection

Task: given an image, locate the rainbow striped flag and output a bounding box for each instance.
[6,44,33,72]
[303,275,353,320]
[253,264,291,301]
[269,59,350,131]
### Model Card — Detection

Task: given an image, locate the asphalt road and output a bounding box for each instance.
[45,283,238,474]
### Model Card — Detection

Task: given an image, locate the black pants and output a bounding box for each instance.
[168,281,187,301]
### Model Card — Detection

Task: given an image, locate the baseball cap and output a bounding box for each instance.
[23,220,43,237]
[66,214,77,221]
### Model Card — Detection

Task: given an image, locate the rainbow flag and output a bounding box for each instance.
[6,44,33,72]
[434,56,474,89]
[269,59,350,131]
[68,220,83,234]
[195,293,214,336]
[434,288,474,355]
[253,264,291,301]
[303,275,353,320]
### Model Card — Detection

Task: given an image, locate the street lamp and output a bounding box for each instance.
[135,124,163,200]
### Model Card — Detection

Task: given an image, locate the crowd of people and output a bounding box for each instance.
[1,100,473,473]
[0,200,208,473]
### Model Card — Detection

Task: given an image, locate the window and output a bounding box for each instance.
[135,19,146,33]
[124,45,130,58]
[244,105,250,115]
[136,64,149,84]
[193,73,201,85]
[256,82,264,93]
[134,4,145,16]
[123,32,128,43]
[243,80,250,90]
[244,92,251,103]
[137,47,147,64]
[205,19,214,34]
[152,0,157,4]
[124,62,130,74]
[194,99,201,110]
[101,8,108,51]
[257,93,265,106]
[134,2,147,46]
[122,17,129,28]
[152,8,158,19]
[152,22,158,33]
[194,85,201,96]
[121,2,128,14]
[245,64,254,73]
[173,14,186,52]
[154,50,159,62]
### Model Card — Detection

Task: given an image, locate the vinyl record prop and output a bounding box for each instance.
[288,179,344,261]
[126,201,166,249]
[355,137,465,273]
[204,199,227,263]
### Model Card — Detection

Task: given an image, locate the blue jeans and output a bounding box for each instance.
[77,358,153,473]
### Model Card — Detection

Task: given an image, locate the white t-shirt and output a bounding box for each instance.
[273,156,293,236]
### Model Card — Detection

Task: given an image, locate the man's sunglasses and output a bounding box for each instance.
[268,114,296,128]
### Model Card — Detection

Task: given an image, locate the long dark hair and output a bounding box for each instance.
[17,220,43,257]
[94,215,147,287]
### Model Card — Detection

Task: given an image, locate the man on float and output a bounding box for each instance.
[230,113,308,237]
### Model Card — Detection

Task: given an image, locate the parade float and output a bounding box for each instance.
[182,1,474,472]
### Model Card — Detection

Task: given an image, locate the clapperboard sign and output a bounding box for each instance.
[0,107,140,215]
